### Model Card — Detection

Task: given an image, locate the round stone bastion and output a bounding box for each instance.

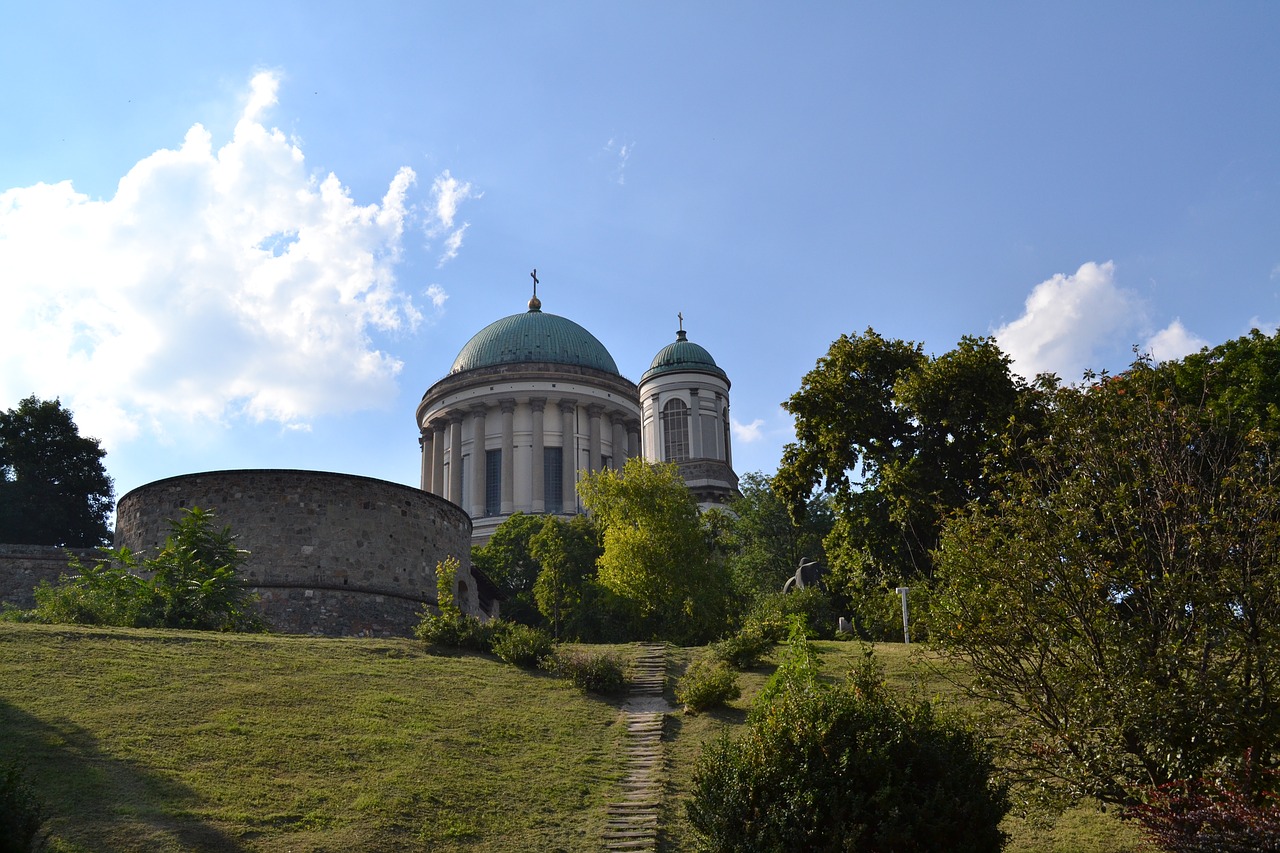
[115,469,476,637]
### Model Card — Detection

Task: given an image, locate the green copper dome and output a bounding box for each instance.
[642,330,728,383]
[451,302,620,375]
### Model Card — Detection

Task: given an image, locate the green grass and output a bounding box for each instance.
[0,625,1147,851]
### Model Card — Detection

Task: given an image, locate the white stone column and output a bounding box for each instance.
[689,388,704,459]
[419,428,432,491]
[448,415,463,505]
[611,414,627,470]
[470,404,488,517]
[588,404,603,472]
[500,399,515,514]
[560,399,576,512]
[432,422,446,496]
[530,397,546,513]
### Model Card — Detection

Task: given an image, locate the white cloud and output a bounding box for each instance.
[603,138,634,185]
[0,71,464,449]
[426,170,478,266]
[1144,319,1209,364]
[425,284,448,309]
[994,261,1146,382]
[731,417,765,443]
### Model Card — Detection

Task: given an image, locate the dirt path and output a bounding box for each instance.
[603,643,674,852]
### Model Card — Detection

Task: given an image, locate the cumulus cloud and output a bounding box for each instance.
[995,262,1147,382]
[1144,319,1209,364]
[731,417,765,443]
[0,71,463,447]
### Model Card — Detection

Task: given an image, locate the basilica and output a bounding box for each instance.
[415,280,739,543]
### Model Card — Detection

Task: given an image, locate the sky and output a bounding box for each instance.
[3,3,1279,507]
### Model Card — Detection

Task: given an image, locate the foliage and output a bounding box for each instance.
[710,623,774,670]
[719,472,834,602]
[1126,752,1280,853]
[542,647,626,694]
[31,507,259,631]
[490,623,554,669]
[415,612,501,653]
[435,555,461,615]
[578,458,732,644]
[676,658,741,714]
[0,761,44,853]
[846,584,930,643]
[934,349,1280,806]
[776,330,1037,597]
[0,395,114,547]
[748,587,839,641]
[529,515,603,639]
[471,512,552,625]
[687,635,1009,852]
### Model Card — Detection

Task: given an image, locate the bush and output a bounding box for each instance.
[675,658,741,714]
[1126,752,1280,853]
[0,761,44,853]
[711,623,774,670]
[543,648,626,694]
[491,623,555,669]
[750,587,839,641]
[687,641,1009,852]
[415,612,502,653]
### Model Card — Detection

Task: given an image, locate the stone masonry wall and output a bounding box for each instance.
[115,470,474,637]
[0,545,100,609]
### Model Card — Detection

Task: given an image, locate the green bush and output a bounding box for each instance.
[749,587,838,641]
[675,657,741,714]
[415,612,502,653]
[847,585,930,642]
[711,623,774,670]
[687,642,1009,852]
[491,623,554,669]
[542,648,626,694]
[0,761,44,853]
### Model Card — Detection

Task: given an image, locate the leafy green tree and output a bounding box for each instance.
[720,472,833,602]
[0,395,114,546]
[934,353,1280,806]
[471,512,552,625]
[578,458,731,644]
[776,330,1037,631]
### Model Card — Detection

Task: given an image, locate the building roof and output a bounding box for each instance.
[641,330,728,383]
[450,299,621,376]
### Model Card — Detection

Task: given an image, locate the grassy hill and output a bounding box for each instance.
[0,624,1145,851]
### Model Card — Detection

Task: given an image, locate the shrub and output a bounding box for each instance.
[710,623,774,670]
[675,658,741,714]
[687,641,1009,852]
[1126,752,1280,853]
[491,623,554,669]
[415,612,502,653]
[749,587,839,641]
[543,648,626,694]
[0,761,45,853]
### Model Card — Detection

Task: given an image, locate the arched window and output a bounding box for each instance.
[661,398,690,462]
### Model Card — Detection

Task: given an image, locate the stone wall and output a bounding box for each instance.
[0,545,100,609]
[115,469,474,637]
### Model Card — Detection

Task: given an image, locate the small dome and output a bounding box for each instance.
[451,303,620,375]
[642,329,728,383]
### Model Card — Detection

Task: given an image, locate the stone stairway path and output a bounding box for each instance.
[603,643,672,852]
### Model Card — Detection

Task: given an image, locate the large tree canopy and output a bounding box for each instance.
[719,471,833,601]
[776,329,1036,597]
[578,458,731,644]
[0,396,114,546]
[934,338,1280,806]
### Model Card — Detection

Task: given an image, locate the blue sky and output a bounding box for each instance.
[3,3,1279,504]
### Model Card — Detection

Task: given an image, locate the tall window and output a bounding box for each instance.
[661,398,690,462]
[485,449,501,516]
[544,447,564,513]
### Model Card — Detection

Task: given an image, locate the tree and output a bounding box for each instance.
[578,458,731,644]
[529,514,602,639]
[0,395,114,546]
[776,330,1037,630]
[933,352,1280,806]
[720,471,833,602]
[470,512,551,625]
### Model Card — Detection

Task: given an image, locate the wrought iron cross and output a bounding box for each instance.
[531,268,538,297]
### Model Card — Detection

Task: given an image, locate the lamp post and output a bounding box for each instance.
[895,586,910,644]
